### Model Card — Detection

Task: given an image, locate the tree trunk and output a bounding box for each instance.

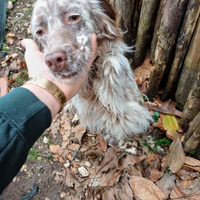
[161,0,200,101]
[133,0,160,68]
[183,111,200,153]
[108,0,135,46]
[150,0,167,65]
[146,0,188,98]
[181,72,200,131]
[132,0,143,45]
[175,16,200,110]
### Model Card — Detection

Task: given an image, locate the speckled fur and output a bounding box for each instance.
[32,0,152,154]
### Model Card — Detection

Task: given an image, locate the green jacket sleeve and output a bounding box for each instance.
[0,87,52,193]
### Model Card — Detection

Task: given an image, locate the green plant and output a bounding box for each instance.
[27,148,39,163]
[177,119,181,123]
[9,0,18,3]
[16,69,28,86]
[152,111,160,123]
[143,137,172,153]
[188,146,200,157]
[25,7,34,16]
[1,44,10,51]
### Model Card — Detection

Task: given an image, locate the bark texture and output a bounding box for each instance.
[146,0,188,98]
[181,73,200,131]
[183,112,200,153]
[161,0,200,101]
[133,0,160,68]
[175,16,200,110]
[150,0,167,64]
[108,0,135,46]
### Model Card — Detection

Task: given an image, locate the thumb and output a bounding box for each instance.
[21,39,40,52]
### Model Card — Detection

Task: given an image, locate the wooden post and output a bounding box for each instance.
[146,0,188,98]
[133,0,160,68]
[161,0,200,101]
[108,0,135,46]
[183,112,200,153]
[181,73,200,131]
[150,0,167,65]
[175,16,200,110]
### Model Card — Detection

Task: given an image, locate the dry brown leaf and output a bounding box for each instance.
[102,189,115,200]
[114,182,134,200]
[1,55,12,65]
[170,184,184,199]
[153,118,166,132]
[129,176,166,200]
[169,132,185,173]
[171,179,200,200]
[157,173,176,199]
[65,168,85,198]
[73,124,86,144]
[10,60,19,69]
[0,66,9,78]
[68,143,80,151]
[6,33,17,45]
[100,169,121,186]
[119,154,140,170]
[96,134,107,153]
[138,80,148,94]
[182,164,200,172]
[19,61,27,68]
[133,56,153,86]
[49,144,60,154]
[96,147,120,174]
[145,101,182,117]
[184,157,200,167]
[146,169,164,182]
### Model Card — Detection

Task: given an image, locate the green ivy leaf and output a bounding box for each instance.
[153,111,160,123]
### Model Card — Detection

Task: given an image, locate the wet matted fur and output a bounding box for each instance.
[31,0,152,154]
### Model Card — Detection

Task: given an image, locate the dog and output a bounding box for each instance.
[31,0,152,154]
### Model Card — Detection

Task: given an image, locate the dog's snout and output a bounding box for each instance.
[45,52,66,71]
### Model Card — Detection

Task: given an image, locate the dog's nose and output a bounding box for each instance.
[45,52,66,71]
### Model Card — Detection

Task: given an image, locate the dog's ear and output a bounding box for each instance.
[92,0,123,41]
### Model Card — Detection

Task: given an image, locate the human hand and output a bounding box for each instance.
[21,34,97,100]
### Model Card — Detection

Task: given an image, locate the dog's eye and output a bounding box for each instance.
[36,29,44,36]
[68,15,80,22]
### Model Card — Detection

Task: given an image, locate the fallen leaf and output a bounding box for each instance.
[169,132,185,173]
[0,66,9,78]
[129,176,166,200]
[102,189,115,200]
[10,59,19,69]
[157,173,176,199]
[6,33,17,45]
[68,143,80,151]
[100,169,121,186]
[163,115,178,134]
[145,101,182,117]
[184,157,200,167]
[19,61,27,68]
[65,168,85,198]
[96,147,120,174]
[73,124,86,144]
[96,134,107,153]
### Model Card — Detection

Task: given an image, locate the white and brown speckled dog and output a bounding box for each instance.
[31,0,152,154]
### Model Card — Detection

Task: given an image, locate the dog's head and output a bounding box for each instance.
[31,0,123,82]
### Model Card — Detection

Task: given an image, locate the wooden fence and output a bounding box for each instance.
[108,0,200,153]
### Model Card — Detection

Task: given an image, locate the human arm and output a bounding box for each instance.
[0,34,97,193]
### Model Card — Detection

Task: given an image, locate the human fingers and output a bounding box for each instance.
[21,39,40,52]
